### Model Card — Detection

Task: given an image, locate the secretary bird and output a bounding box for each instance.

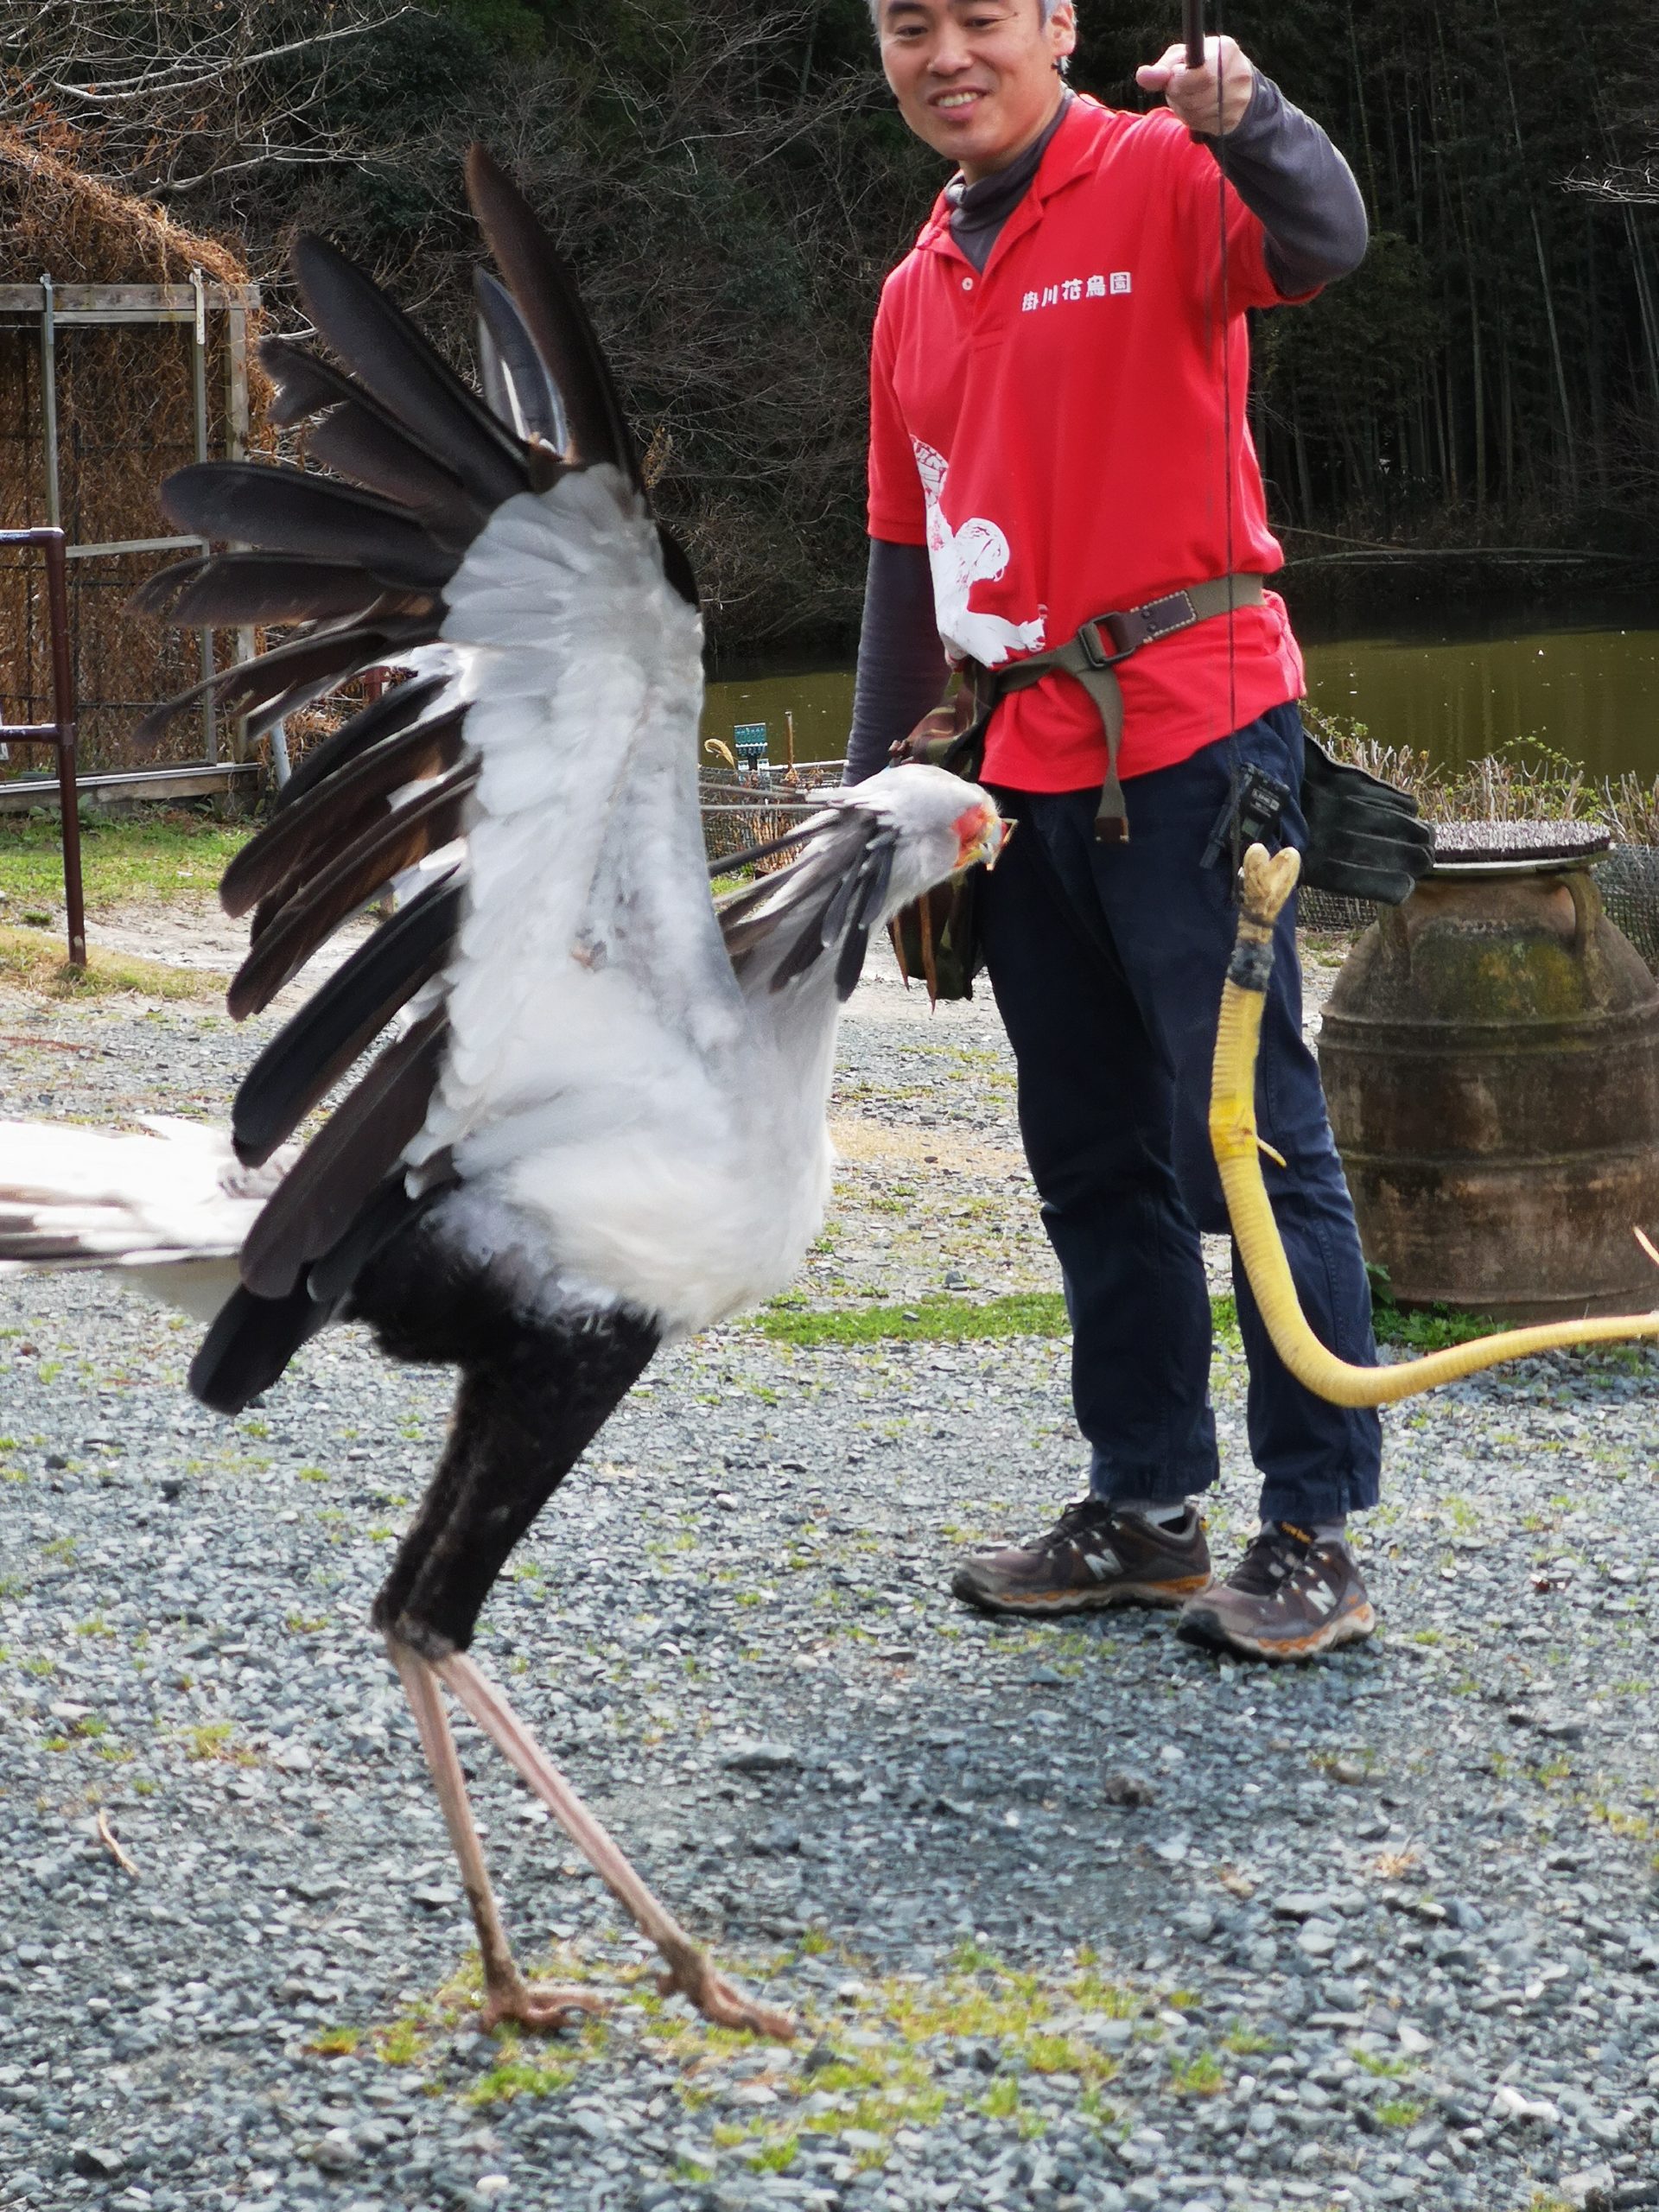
[0,147,1004,2040]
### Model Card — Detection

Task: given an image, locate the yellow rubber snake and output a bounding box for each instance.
[1211,844,1659,1404]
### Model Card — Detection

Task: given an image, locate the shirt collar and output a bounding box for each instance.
[916,96,1107,261]
[944,89,1073,253]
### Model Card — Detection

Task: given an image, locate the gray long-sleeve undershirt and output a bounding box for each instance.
[844,75,1366,785]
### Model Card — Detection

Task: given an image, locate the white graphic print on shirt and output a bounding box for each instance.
[912,437,1046,668]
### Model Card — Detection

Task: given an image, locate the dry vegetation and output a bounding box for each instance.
[1309,708,1659,846]
[0,130,266,777]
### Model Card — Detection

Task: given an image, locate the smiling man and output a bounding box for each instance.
[848,0,1386,1662]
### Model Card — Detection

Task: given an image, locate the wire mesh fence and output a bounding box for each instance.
[0,313,250,780]
[700,759,844,871]
[1298,849,1659,974]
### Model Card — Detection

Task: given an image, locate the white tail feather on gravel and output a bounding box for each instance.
[0,1118,289,1322]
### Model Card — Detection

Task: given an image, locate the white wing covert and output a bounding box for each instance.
[410,471,744,1183]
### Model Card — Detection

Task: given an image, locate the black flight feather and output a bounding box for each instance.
[129,553,391,628]
[0,1232,111,1264]
[835,927,870,1002]
[238,1009,449,1299]
[227,763,479,1019]
[291,234,532,512]
[259,337,355,429]
[817,831,887,950]
[305,1173,451,1307]
[160,461,459,592]
[221,705,467,918]
[769,913,834,991]
[189,1281,336,1415]
[238,668,378,757]
[657,525,699,610]
[463,144,642,488]
[232,875,464,1169]
[305,404,490,543]
[276,673,448,813]
[474,267,569,448]
[132,619,428,750]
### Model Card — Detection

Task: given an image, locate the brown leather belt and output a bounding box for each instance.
[963,573,1265,842]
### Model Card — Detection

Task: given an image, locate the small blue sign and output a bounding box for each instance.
[734,721,768,766]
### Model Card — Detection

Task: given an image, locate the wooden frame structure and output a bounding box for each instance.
[0,274,261,805]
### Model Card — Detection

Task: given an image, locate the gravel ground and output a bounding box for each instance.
[1,932,1656,2212]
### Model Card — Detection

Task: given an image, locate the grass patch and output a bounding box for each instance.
[1372,1301,1503,1351]
[1375,2096,1424,2127]
[1351,2048,1414,2079]
[467,2048,581,2104]
[1224,2024,1278,2056]
[375,2018,425,2066]
[1171,2050,1225,2096]
[0,924,225,1001]
[761,1290,1242,1350]
[378,1939,1150,2172]
[178,1719,257,1765]
[0,809,246,911]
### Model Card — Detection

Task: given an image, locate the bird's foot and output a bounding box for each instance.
[657,1941,796,2041]
[480,1980,610,2035]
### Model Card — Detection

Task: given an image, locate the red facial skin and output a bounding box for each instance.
[952,799,1007,869]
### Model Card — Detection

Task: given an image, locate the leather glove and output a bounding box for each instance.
[1300,733,1435,905]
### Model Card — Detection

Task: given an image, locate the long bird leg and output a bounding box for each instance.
[438,1651,796,2040]
[388,1637,608,2032]
[354,1271,791,2037]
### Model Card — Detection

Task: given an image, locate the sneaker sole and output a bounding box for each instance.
[1176,1598,1376,1663]
[950,1570,1214,1619]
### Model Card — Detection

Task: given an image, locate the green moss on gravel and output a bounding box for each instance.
[760,1290,1244,1349]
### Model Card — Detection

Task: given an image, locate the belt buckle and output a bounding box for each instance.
[1078,612,1141,668]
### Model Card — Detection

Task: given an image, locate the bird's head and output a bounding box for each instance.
[719,765,1009,1005]
[950,790,1008,876]
[850,764,1007,923]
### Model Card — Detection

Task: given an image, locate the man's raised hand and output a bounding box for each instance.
[1135,34,1254,137]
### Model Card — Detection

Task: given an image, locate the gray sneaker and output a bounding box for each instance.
[950,1497,1213,1618]
[1178,1522,1376,1661]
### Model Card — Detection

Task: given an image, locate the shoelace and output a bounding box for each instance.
[1233,1522,1316,1593]
[1028,1496,1113,1554]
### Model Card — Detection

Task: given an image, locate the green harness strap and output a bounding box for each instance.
[967,573,1265,842]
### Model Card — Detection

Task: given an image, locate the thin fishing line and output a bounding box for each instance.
[1209,3,1245,881]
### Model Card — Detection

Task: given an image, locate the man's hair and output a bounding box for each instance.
[870,1,1065,22]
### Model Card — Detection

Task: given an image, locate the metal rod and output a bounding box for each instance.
[190,267,216,766]
[64,534,207,563]
[1183,0,1205,67]
[0,527,85,968]
[42,532,86,968]
[225,296,255,766]
[38,275,60,531]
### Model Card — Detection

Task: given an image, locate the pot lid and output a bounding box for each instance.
[1428,818,1611,874]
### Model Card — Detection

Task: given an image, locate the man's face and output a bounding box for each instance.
[879,0,1077,182]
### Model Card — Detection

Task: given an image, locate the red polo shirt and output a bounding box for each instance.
[868,95,1307,792]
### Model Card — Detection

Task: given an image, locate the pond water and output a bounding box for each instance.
[703,594,1659,785]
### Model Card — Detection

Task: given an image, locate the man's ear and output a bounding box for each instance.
[1046,3,1078,66]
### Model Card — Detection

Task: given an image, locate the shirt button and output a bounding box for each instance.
[962,276,974,291]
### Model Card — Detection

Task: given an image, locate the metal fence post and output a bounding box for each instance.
[189,267,216,765]
[0,524,85,969]
[38,275,60,531]
[42,532,85,967]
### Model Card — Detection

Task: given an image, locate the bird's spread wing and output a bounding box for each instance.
[715,800,901,1004]
[134,148,743,1404]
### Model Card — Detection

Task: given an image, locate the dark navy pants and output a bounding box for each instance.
[977,702,1382,1525]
